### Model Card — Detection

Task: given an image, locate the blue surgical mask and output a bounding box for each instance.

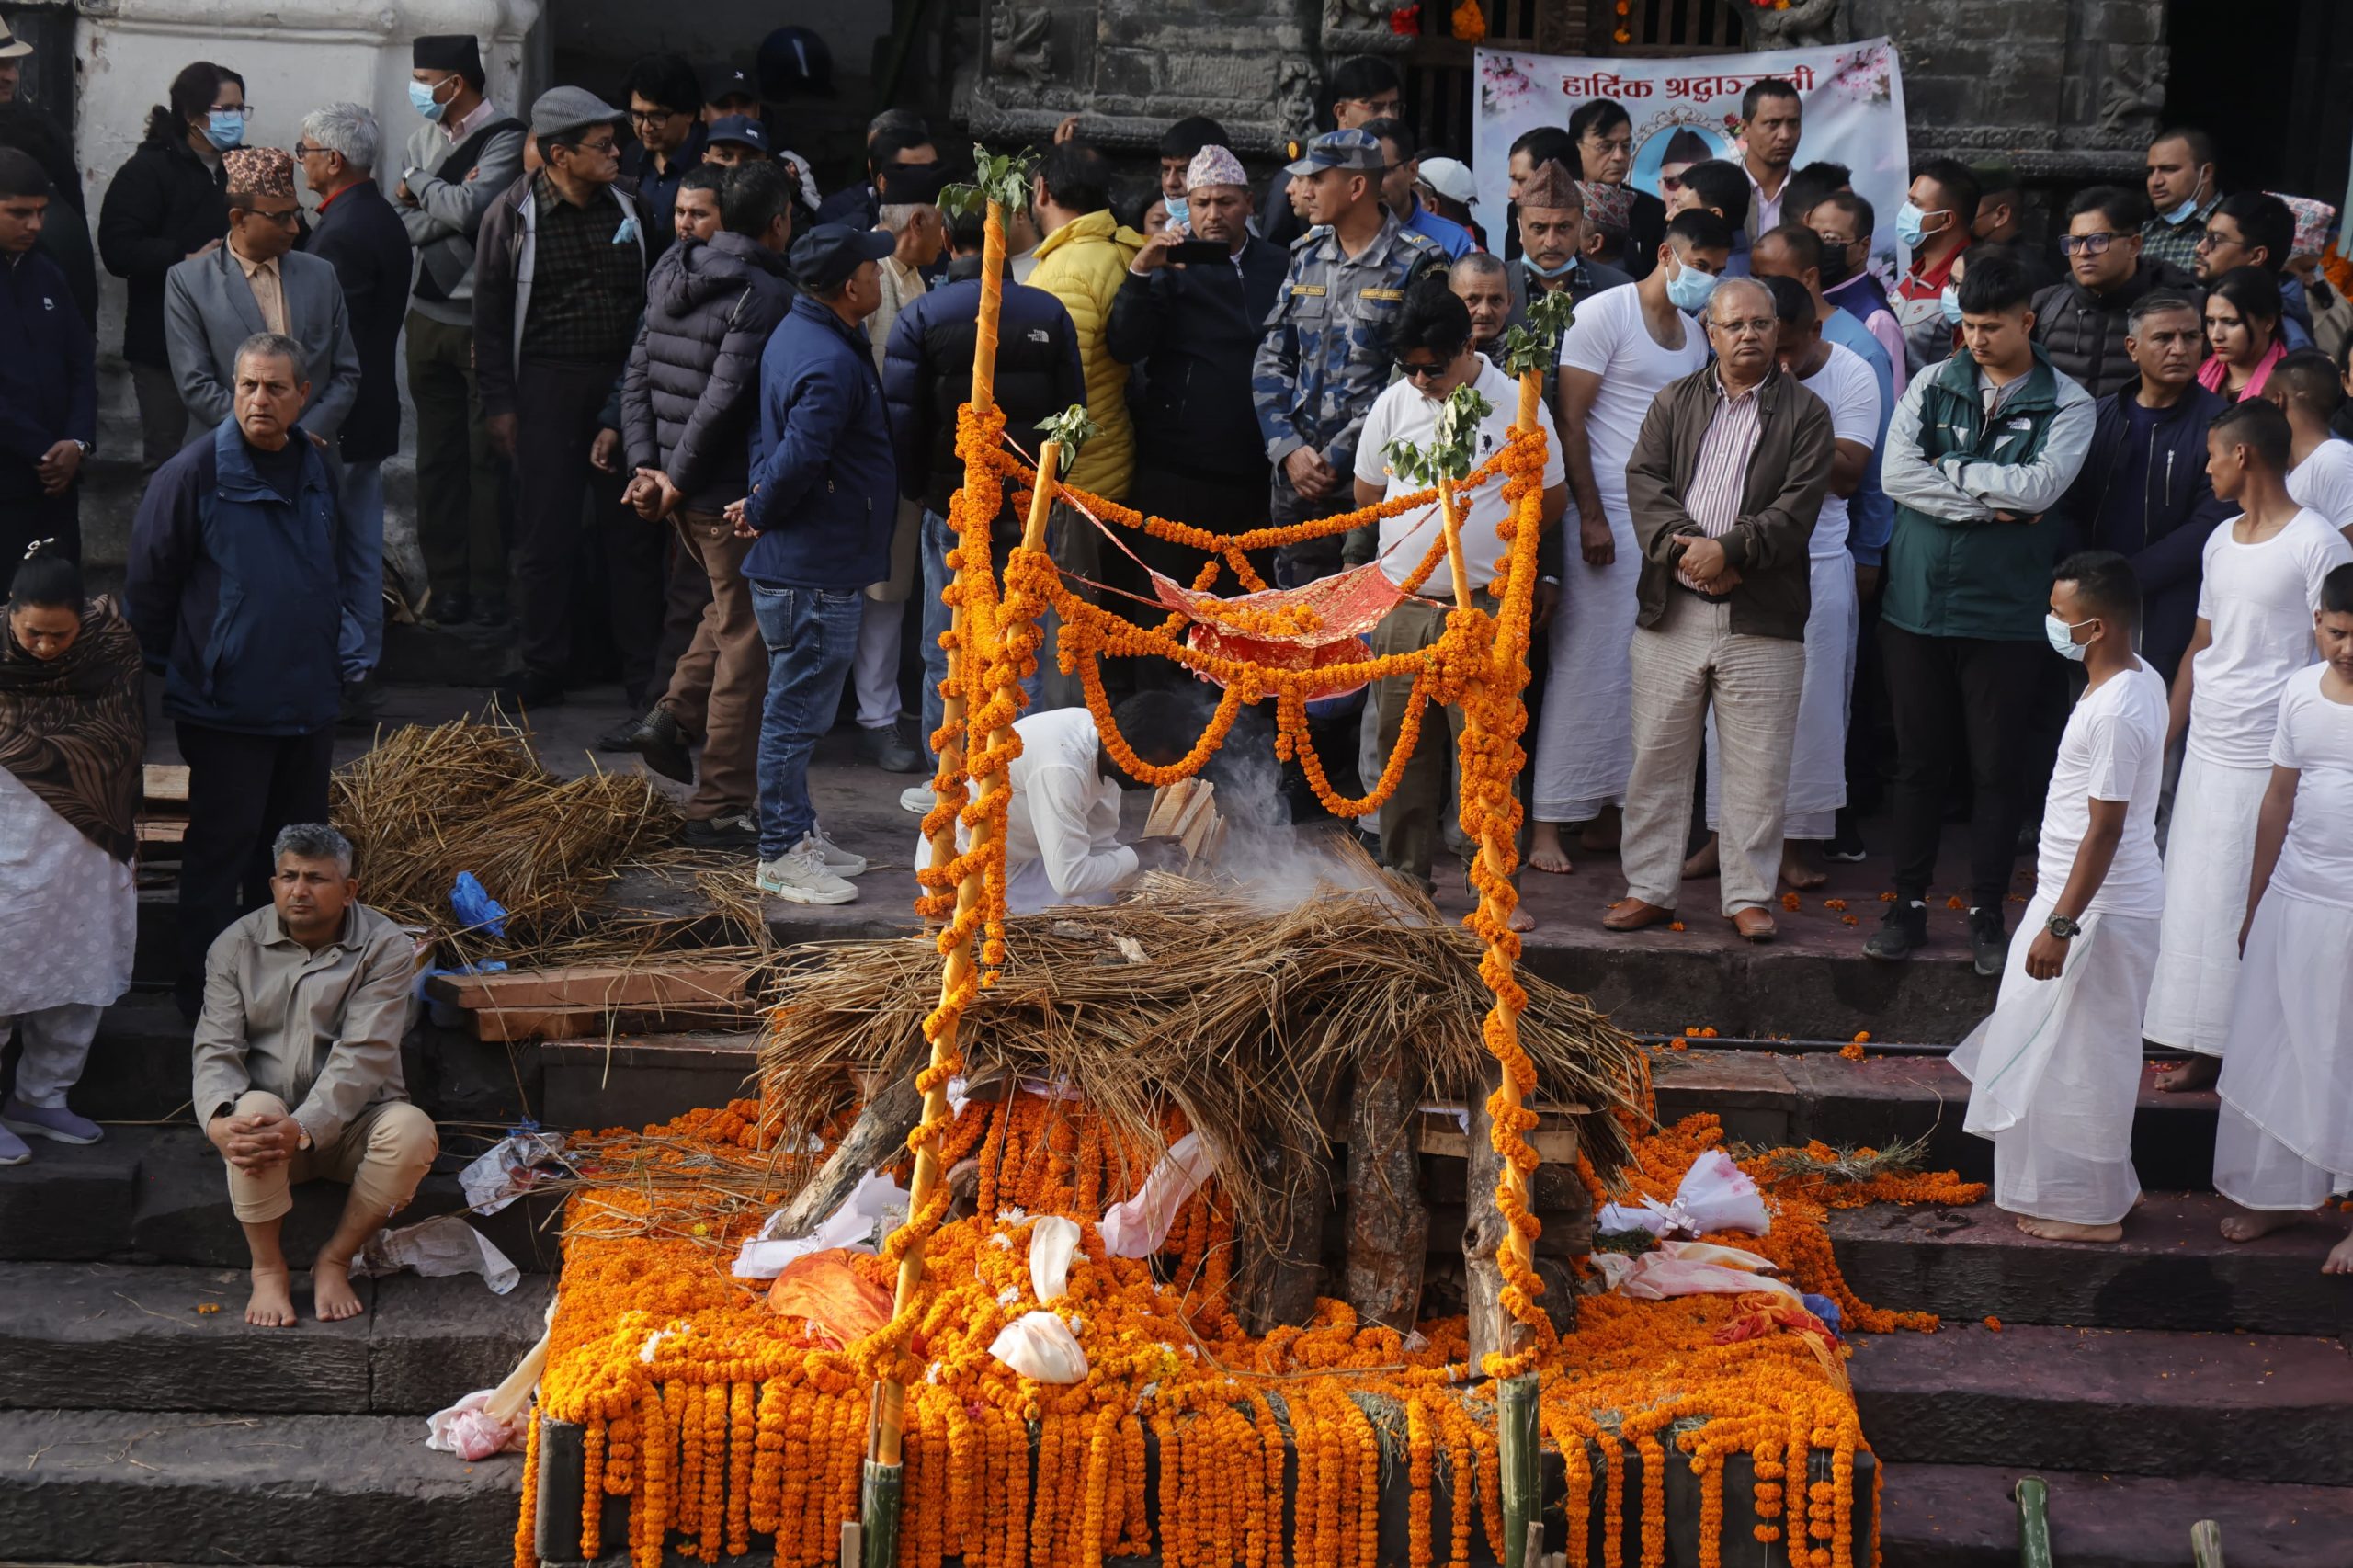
[1164,195,1187,230]
[2044,613,2095,662]
[1664,256,1718,314]
[1894,201,1930,249]
[408,79,449,123]
[206,109,246,150]
[2161,175,2208,226]
[1939,285,1963,325]
[1522,252,1577,280]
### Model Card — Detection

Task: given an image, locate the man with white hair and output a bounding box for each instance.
[298,103,411,720]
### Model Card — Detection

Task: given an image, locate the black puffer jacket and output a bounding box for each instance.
[2030,258,2200,401]
[619,233,797,514]
[97,135,228,368]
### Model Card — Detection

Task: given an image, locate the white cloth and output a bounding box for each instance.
[917,707,1137,915]
[1354,355,1563,590]
[853,595,904,728]
[1555,281,1710,523]
[2142,751,2271,1054]
[2286,437,2353,538]
[3,1003,102,1110]
[1797,343,1883,559]
[2035,662,2169,920]
[2212,889,2353,1210]
[2267,663,2353,907]
[1704,551,1857,839]
[2188,510,2352,768]
[0,766,135,1017]
[1951,892,2160,1226]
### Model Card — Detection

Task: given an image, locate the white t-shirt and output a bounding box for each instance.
[2268,663,2353,910]
[2189,510,2353,768]
[920,707,1135,914]
[1797,341,1883,559]
[2038,661,2168,919]
[1555,282,1709,523]
[1356,356,1566,590]
[2286,437,2353,538]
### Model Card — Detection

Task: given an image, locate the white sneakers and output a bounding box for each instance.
[899,784,935,815]
[757,826,867,905]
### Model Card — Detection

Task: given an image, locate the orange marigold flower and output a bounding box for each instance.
[1984,1316,2004,1332]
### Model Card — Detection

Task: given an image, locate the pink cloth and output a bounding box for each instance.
[2199,336,2287,403]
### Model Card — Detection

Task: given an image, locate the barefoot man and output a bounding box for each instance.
[1952,551,2168,1243]
[191,824,436,1324]
[2213,563,2353,1270]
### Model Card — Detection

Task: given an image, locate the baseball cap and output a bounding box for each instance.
[707,114,769,154]
[701,62,758,108]
[790,223,897,290]
[1417,156,1477,207]
[1283,129,1383,179]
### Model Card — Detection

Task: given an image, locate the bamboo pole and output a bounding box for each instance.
[2015,1477,2053,1568]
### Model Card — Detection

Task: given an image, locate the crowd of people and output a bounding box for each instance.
[4,40,2353,1267]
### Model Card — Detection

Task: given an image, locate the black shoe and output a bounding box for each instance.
[472,597,510,628]
[1967,906,2007,977]
[1864,901,1928,961]
[680,811,759,848]
[336,676,384,732]
[620,708,695,783]
[595,715,642,751]
[1824,812,1869,863]
[856,722,924,774]
[427,592,472,627]
[492,669,565,709]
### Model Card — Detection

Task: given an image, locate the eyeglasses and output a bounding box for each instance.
[1394,358,1449,382]
[628,107,684,126]
[291,143,332,160]
[2059,232,2122,256]
[570,137,620,156]
[1811,230,1854,252]
[1710,316,1779,337]
[2193,229,2243,253]
[241,206,301,229]
[210,104,248,116]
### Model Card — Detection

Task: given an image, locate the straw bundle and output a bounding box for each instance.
[757,858,1650,1233]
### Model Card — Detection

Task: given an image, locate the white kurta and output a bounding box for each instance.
[0,765,136,1016]
[914,707,1137,915]
[2140,752,2269,1054]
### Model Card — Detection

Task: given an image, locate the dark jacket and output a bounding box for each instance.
[125,417,356,735]
[0,102,98,325]
[471,171,652,417]
[97,135,229,368]
[0,247,96,500]
[620,233,798,514]
[743,293,897,589]
[884,256,1084,524]
[1105,236,1287,483]
[814,180,879,230]
[303,180,414,463]
[619,123,705,266]
[2054,378,2234,681]
[1624,364,1834,642]
[2030,258,2200,401]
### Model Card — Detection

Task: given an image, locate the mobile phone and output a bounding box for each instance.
[1167,240,1229,267]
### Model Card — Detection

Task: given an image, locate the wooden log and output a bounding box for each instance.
[425,960,752,1012]
[1344,1047,1427,1330]
[769,1068,926,1239]
[1463,1057,1511,1369]
[1237,1130,1332,1335]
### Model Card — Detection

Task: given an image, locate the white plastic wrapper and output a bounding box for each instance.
[459,1130,568,1215]
[355,1214,520,1295]
[1028,1215,1082,1302]
[988,1310,1089,1383]
[1587,1240,1798,1301]
[1596,1148,1769,1239]
[1099,1133,1216,1258]
[732,1170,907,1279]
[425,1388,530,1460]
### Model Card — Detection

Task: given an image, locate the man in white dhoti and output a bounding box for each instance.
[2212,563,2353,1270]
[1527,209,1729,876]
[921,696,1186,916]
[1953,551,2168,1242]
[2148,399,2353,1092]
[1688,275,1880,890]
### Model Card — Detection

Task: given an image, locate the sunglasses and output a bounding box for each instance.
[1394,358,1449,382]
[1659,174,1685,194]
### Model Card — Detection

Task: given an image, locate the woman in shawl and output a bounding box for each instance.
[0,541,142,1165]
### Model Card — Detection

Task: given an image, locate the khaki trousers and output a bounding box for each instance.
[657,512,767,819]
[1620,591,1804,915]
[1370,597,1472,890]
[223,1090,438,1227]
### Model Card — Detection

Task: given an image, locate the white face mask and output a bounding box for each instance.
[2044,612,2097,662]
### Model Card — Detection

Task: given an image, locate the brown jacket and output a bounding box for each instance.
[1624,361,1833,641]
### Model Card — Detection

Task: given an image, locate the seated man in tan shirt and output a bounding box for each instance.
[189,823,435,1326]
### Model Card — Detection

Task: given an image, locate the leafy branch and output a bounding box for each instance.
[1498,290,1576,379]
[1036,404,1101,476]
[1384,385,1495,488]
[938,145,1039,222]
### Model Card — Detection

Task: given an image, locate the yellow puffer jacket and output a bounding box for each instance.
[1029,209,1144,501]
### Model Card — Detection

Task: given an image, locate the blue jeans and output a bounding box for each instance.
[335,458,385,678]
[750,582,863,859]
[918,509,1041,767]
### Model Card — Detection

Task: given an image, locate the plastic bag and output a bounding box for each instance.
[1586,1239,1796,1301]
[732,1169,907,1279]
[767,1249,894,1348]
[459,1128,567,1215]
[1099,1133,1215,1258]
[987,1310,1089,1383]
[1596,1148,1769,1239]
[425,1388,530,1460]
[354,1213,519,1295]
[1029,1215,1082,1302]
[449,871,508,938]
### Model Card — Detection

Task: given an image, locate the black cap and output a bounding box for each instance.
[790,223,897,289]
[758,27,835,99]
[875,161,947,205]
[701,62,757,108]
[413,34,483,83]
[707,115,769,154]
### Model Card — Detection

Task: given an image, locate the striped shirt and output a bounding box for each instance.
[1677,369,1767,593]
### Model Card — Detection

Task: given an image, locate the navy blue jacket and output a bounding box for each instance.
[743,293,897,590]
[0,247,96,500]
[2054,377,2234,683]
[125,418,358,734]
[1105,235,1288,483]
[304,179,415,463]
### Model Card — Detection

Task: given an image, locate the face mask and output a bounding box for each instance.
[2160,174,2208,226]
[1164,196,1187,230]
[407,79,449,123]
[1894,202,1932,249]
[1664,256,1718,314]
[1817,243,1854,286]
[206,110,246,150]
[1939,285,1964,325]
[1522,252,1577,280]
[2044,613,2096,662]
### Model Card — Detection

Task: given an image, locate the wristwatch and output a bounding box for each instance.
[2044,912,2083,940]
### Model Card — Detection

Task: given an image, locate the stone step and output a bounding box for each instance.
[1852,1323,2353,1484]
[0,1263,551,1415]
[1878,1461,2353,1568]
[0,1408,522,1566]
[1654,1049,2221,1192]
[1834,1194,2353,1338]
[0,1129,563,1274]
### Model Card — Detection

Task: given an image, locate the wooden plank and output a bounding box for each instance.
[426,960,753,1012]
[136,819,188,846]
[142,764,190,806]
[471,1004,749,1043]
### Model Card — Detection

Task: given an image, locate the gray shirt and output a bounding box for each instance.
[400,101,527,328]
